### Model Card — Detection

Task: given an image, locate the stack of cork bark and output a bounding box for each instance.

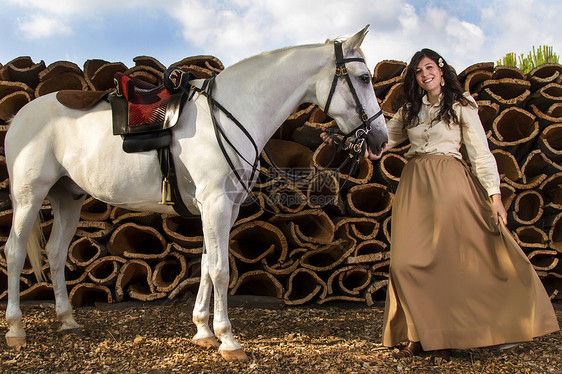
[0,55,560,308]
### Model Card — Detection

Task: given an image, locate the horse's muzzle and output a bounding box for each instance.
[366,128,388,156]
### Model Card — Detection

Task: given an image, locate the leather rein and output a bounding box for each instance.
[191,41,383,195]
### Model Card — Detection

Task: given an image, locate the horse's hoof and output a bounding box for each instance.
[220,349,249,362]
[192,336,220,349]
[6,336,26,348]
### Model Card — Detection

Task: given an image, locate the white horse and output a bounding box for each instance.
[3,26,387,360]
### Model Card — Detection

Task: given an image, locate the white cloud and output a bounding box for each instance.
[17,14,71,39]
[168,0,272,64]
[444,19,485,67]
[398,3,420,32]
[161,0,496,72]
[164,0,410,67]
[362,3,485,71]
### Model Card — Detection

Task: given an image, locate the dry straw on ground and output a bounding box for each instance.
[1,296,560,374]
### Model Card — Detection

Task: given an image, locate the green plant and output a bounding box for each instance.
[497,52,518,67]
[496,45,559,73]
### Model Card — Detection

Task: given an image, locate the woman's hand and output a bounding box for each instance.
[320,127,387,160]
[490,194,507,225]
[319,127,340,145]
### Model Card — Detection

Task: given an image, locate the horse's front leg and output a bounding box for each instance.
[198,195,248,361]
[191,250,220,349]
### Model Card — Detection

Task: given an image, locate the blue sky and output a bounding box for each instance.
[1,0,560,73]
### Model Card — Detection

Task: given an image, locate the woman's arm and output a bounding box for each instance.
[460,96,501,197]
[367,107,408,160]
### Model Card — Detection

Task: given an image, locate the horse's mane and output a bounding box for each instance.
[227,42,328,70]
[226,38,367,72]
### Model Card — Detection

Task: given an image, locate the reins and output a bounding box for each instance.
[200,77,261,194]
[186,40,382,203]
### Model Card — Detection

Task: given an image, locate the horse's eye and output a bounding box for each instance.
[359,74,371,84]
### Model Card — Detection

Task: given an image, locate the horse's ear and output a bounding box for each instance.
[344,24,369,52]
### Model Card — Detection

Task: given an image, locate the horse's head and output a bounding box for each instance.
[316,25,388,156]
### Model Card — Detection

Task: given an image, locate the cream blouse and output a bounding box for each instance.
[386,93,501,196]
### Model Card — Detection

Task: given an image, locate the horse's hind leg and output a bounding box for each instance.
[45,181,86,333]
[5,192,49,347]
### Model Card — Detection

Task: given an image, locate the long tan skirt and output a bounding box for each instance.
[382,154,559,351]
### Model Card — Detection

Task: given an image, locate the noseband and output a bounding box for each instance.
[323,41,383,157]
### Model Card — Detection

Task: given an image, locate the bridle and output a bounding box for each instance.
[323,41,383,158]
[190,40,383,196]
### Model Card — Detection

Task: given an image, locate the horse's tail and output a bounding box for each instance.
[27,216,46,283]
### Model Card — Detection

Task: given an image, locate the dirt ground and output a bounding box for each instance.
[0,296,561,374]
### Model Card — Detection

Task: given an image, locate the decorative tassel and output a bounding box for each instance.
[159,177,174,205]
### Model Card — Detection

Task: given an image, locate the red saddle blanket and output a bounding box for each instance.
[113,72,171,128]
[110,68,189,137]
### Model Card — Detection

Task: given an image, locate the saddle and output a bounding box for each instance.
[109,67,194,153]
[55,67,196,217]
[110,67,196,216]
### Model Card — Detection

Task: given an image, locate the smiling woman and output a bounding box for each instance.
[376,48,559,364]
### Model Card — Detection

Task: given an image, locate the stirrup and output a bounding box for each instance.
[159,177,174,205]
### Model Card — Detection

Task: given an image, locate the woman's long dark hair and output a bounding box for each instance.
[401,48,475,129]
